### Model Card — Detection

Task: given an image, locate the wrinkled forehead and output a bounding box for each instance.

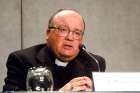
[52,10,85,31]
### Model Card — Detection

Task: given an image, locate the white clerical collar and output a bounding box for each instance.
[55,59,68,67]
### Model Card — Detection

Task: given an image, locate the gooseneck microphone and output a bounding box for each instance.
[80,44,101,72]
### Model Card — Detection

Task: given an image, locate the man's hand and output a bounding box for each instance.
[59,76,93,91]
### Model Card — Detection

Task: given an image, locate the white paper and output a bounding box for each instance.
[92,72,140,91]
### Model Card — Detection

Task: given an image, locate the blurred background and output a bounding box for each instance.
[0,0,140,90]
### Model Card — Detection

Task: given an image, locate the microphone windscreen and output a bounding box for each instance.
[79,44,86,50]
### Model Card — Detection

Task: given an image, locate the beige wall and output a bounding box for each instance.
[0,0,21,90]
[0,0,140,89]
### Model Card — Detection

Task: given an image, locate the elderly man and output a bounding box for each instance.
[3,9,106,91]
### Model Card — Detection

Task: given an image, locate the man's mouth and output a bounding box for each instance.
[63,44,73,50]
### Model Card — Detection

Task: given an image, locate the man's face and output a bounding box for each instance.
[46,11,84,62]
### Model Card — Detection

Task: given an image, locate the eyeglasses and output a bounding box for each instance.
[49,25,84,40]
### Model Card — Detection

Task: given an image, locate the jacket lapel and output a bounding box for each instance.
[36,46,54,69]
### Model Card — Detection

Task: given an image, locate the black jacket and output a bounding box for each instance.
[3,44,106,91]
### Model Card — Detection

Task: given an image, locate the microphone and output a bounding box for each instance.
[79,44,101,72]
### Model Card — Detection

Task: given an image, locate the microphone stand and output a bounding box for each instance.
[81,45,101,72]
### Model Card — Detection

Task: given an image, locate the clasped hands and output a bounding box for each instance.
[59,76,93,91]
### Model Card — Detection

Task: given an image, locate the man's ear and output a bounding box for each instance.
[46,29,50,40]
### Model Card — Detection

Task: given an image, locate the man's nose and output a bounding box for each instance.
[65,31,74,41]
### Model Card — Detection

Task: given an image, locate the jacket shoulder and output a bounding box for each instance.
[92,54,106,72]
[8,44,47,66]
[79,50,106,72]
[14,44,46,55]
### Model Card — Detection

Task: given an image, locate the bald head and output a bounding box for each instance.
[48,9,85,31]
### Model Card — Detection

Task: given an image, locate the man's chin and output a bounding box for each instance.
[59,53,76,60]
[61,53,73,58]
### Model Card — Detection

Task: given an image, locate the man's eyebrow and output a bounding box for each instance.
[73,28,82,31]
[51,24,67,27]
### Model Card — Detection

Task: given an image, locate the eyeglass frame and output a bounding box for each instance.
[48,25,84,40]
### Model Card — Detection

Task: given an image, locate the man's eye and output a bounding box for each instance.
[60,28,67,32]
[74,31,81,36]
